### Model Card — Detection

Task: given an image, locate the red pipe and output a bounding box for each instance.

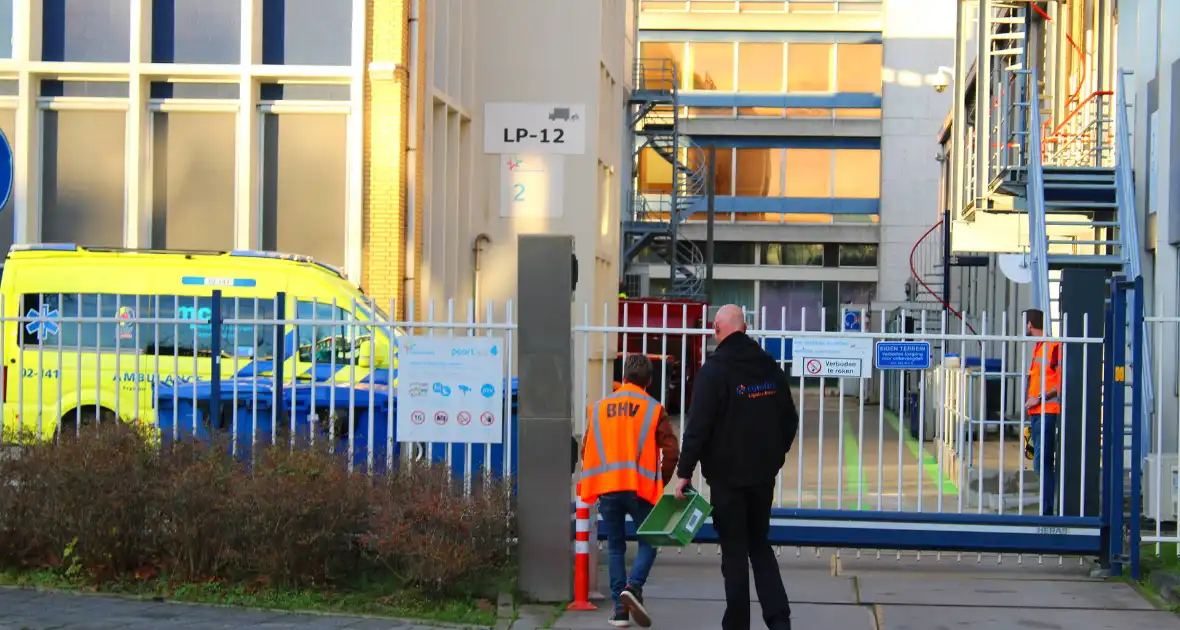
[908,218,977,335]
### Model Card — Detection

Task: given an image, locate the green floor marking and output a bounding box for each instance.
[841,418,870,510]
[883,409,959,496]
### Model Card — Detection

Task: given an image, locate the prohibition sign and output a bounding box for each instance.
[457,411,472,426]
[805,359,822,375]
[434,411,449,425]
[410,410,426,425]
[480,412,496,427]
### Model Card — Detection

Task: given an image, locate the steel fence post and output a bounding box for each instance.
[1130,276,1144,579]
[1110,276,1126,577]
[1100,294,1115,570]
[210,290,222,433]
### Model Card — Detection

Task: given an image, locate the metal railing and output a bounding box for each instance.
[1021,70,1053,312]
[1043,91,1115,168]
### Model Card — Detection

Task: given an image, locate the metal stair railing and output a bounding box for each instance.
[1115,69,1153,459]
[1022,68,1053,313]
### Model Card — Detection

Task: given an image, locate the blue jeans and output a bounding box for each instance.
[598,491,657,609]
[1030,413,1059,516]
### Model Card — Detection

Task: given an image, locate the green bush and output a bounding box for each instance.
[0,423,516,596]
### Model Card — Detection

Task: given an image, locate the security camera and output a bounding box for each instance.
[932,72,950,93]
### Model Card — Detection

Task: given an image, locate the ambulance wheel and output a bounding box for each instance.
[58,406,117,439]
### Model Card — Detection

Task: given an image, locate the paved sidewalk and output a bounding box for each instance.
[554,549,1180,630]
[0,587,449,630]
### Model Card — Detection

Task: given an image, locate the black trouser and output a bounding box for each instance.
[711,482,791,630]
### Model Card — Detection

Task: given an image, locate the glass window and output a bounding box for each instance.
[784,149,832,197]
[638,147,674,194]
[41,110,127,248]
[691,241,756,264]
[833,149,881,198]
[42,0,131,62]
[838,244,878,267]
[688,43,735,91]
[739,0,786,11]
[787,43,832,92]
[261,0,352,66]
[151,0,240,63]
[737,43,784,92]
[710,280,756,309]
[295,301,366,365]
[789,2,836,11]
[836,44,883,93]
[839,282,877,305]
[689,147,734,195]
[638,41,686,89]
[689,0,738,9]
[763,243,824,266]
[735,149,785,197]
[835,108,882,118]
[641,0,688,9]
[19,294,276,358]
[760,281,823,331]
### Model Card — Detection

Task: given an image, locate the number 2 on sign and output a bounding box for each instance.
[513,183,525,201]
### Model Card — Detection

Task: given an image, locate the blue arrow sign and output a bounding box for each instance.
[0,129,12,211]
[24,305,60,341]
[843,310,862,332]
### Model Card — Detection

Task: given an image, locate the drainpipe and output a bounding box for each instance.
[403,0,421,318]
[473,234,492,317]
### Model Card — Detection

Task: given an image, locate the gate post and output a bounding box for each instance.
[516,235,575,603]
[1130,275,1145,579]
[1108,276,1128,577]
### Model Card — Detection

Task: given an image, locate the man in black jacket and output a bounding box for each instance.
[674,304,799,630]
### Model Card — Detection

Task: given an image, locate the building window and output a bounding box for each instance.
[833,149,881,198]
[41,109,127,247]
[641,1,689,10]
[639,41,687,88]
[761,281,823,331]
[151,0,240,63]
[740,1,787,10]
[737,42,784,92]
[638,147,674,194]
[836,43,883,93]
[838,281,877,305]
[260,113,348,267]
[784,149,833,197]
[688,0,738,10]
[688,146,734,196]
[151,112,236,250]
[786,43,832,93]
[688,42,735,91]
[261,0,352,66]
[690,241,756,264]
[763,243,824,266]
[838,244,878,267]
[0,107,14,255]
[734,148,785,197]
[789,2,837,12]
[42,0,131,62]
[710,280,756,309]
[0,0,11,58]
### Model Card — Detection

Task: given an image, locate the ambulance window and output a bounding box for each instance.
[19,293,128,349]
[295,300,362,364]
[151,296,278,359]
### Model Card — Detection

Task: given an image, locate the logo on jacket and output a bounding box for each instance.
[736,381,777,399]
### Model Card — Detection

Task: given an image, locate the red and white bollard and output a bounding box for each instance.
[568,483,597,611]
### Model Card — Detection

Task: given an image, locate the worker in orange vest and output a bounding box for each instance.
[1023,308,1062,516]
[580,354,679,628]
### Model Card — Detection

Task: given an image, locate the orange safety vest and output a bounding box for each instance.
[579,383,664,505]
[1028,341,1062,415]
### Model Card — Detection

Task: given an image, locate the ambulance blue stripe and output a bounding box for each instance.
[181,276,258,287]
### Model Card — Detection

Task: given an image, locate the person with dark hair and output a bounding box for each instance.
[579,354,679,628]
[1023,308,1061,516]
[674,304,799,630]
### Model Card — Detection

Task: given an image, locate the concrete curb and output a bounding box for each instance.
[0,584,496,630]
[494,590,516,630]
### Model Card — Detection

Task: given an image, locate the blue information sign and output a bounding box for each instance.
[875,341,931,370]
[0,129,11,211]
[843,310,862,332]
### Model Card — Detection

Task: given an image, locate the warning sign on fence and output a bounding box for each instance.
[790,337,872,379]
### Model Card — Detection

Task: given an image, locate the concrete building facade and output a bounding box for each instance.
[0,0,633,322]
[625,0,955,327]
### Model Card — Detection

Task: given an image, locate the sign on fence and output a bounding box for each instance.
[395,337,506,444]
[789,337,872,378]
[875,341,932,370]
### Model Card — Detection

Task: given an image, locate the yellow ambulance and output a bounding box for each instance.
[0,244,400,441]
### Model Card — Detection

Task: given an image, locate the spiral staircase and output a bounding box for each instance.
[622,59,708,298]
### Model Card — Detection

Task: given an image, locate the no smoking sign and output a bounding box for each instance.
[799,357,862,378]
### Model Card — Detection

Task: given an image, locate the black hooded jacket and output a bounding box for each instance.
[676,331,800,489]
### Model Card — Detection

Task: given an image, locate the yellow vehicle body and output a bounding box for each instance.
[0,244,398,441]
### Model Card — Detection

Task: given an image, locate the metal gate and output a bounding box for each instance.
[575,285,1144,575]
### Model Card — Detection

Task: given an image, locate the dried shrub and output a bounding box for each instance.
[0,423,162,581]
[231,442,373,587]
[366,464,516,597]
